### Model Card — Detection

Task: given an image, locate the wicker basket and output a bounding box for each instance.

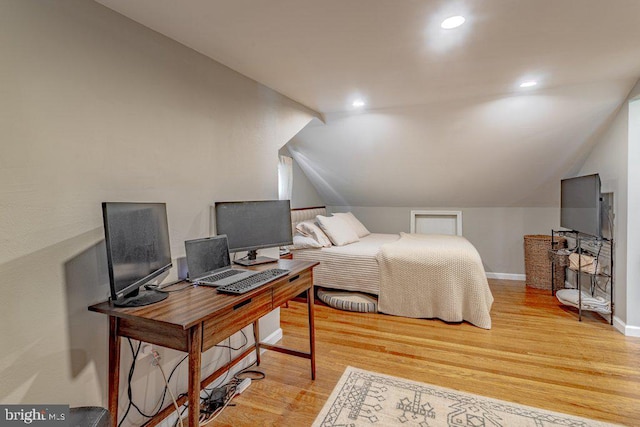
[524,235,567,290]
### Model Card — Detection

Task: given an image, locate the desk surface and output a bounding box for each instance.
[89,259,318,330]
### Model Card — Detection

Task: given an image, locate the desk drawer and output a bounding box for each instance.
[272,269,313,307]
[202,292,272,352]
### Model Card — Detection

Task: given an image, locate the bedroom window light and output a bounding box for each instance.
[352,99,365,108]
[278,155,293,200]
[519,80,538,88]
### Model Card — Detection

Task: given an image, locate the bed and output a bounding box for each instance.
[289,207,494,329]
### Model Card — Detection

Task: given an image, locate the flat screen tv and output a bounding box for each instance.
[102,202,172,307]
[560,174,602,237]
[214,200,293,266]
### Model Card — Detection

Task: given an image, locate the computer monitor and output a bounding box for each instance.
[102,202,172,307]
[560,174,602,238]
[214,200,293,266]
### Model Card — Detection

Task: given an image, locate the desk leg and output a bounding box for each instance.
[307,287,316,380]
[108,317,120,427]
[188,325,202,427]
[253,320,261,366]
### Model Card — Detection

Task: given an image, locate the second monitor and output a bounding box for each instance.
[214,200,293,266]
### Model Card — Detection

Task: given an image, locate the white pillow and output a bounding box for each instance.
[333,212,370,238]
[292,233,324,249]
[315,215,360,246]
[295,220,332,247]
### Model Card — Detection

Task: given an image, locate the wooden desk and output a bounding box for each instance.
[89,259,318,427]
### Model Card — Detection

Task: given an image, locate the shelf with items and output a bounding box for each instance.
[550,230,613,324]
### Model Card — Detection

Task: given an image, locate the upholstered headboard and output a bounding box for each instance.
[291,206,326,235]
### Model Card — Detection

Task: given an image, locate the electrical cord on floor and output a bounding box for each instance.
[199,382,237,426]
[172,338,235,427]
[234,369,265,381]
[199,364,266,425]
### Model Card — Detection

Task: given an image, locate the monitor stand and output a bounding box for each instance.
[233,250,278,266]
[113,289,168,307]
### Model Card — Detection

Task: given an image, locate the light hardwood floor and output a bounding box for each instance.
[213,280,640,426]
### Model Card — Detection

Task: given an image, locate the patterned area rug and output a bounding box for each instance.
[313,367,618,427]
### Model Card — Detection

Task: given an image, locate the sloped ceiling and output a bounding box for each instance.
[95,0,640,207]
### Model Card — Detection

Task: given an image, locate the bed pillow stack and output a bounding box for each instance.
[315,215,359,246]
[292,212,371,248]
[333,212,370,238]
[294,220,332,248]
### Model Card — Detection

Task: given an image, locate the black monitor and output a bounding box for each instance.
[102,202,172,307]
[560,174,602,238]
[214,200,293,266]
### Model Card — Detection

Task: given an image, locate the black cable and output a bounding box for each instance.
[214,330,248,351]
[203,339,234,400]
[140,354,189,426]
[124,329,253,426]
[118,339,141,427]
[234,369,265,381]
[121,344,190,426]
[169,333,252,427]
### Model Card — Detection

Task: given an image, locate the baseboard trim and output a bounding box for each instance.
[486,272,525,281]
[613,317,640,337]
[261,327,283,348]
[626,325,640,337]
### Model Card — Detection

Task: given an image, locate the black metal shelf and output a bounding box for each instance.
[551,229,613,324]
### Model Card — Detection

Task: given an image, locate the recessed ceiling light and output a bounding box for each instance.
[520,81,538,88]
[352,99,365,108]
[441,16,465,29]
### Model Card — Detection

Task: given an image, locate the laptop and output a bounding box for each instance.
[184,235,257,286]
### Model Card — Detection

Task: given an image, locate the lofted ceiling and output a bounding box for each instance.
[96,0,640,207]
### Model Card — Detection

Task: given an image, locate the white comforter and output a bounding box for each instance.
[293,233,398,294]
[377,233,494,329]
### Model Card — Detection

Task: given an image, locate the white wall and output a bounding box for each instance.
[0,0,318,422]
[328,206,559,276]
[626,98,640,334]
[578,79,640,334]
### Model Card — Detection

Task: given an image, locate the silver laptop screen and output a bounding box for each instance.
[185,235,231,279]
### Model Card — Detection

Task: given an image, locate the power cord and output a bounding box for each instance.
[120,331,257,427]
[193,335,265,426]
[119,340,188,427]
[151,351,184,427]
[198,376,255,425]
[214,330,248,351]
[117,340,141,427]
[172,337,235,427]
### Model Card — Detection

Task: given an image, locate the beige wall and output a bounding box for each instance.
[0,0,317,420]
[328,206,559,276]
[578,79,640,333]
